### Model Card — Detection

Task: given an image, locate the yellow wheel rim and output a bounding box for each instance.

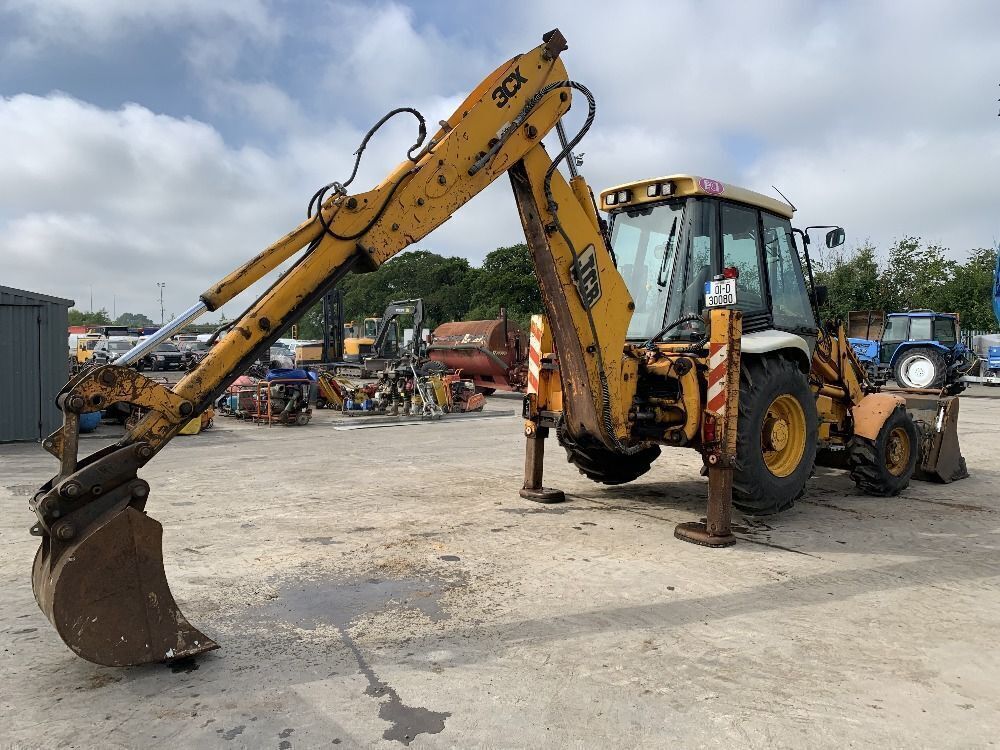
[761,394,807,478]
[885,426,911,477]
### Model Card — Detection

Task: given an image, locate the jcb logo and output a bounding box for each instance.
[572,245,602,309]
[492,67,528,108]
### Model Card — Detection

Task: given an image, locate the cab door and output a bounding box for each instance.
[879,316,909,365]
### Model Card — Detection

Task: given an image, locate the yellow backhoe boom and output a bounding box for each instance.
[30,29,638,667]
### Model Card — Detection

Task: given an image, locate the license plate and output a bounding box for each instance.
[704,278,737,308]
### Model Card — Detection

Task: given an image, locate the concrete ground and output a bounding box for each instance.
[2,392,999,749]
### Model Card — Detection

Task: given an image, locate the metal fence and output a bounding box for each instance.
[963,329,999,350]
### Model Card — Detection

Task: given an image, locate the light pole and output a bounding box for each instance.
[156,283,166,326]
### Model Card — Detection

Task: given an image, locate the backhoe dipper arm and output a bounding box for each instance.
[30,29,636,667]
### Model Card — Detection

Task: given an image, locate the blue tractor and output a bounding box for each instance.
[848,310,971,390]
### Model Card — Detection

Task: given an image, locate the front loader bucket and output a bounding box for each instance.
[903,393,969,483]
[32,506,218,667]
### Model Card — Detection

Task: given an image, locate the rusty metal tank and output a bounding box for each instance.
[427,310,528,393]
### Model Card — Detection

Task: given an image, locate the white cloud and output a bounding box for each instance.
[0,93,312,319]
[2,0,277,45]
[1,0,998,324]
[318,2,492,111]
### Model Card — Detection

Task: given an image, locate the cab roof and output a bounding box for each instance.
[888,311,957,319]
[599,174,794,218]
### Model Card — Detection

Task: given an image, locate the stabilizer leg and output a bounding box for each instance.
[675,309,742,548]
[519,424,565,503]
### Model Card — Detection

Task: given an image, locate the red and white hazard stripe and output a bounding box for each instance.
[527,316,543,394]
[706,341,728,416]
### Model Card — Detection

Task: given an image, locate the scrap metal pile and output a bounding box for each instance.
[218,369,313,426]
[316,358,485,418]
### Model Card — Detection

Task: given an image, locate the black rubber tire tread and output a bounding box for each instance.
[848,404,918,496]
[476,387,497,396]
[732,355,818,515]
[893,347,946,389]
[558,427,661,486]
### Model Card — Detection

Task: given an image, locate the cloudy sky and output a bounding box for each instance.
[1,0,997,322]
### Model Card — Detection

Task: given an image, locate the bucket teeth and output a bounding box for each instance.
[32,506,217,667]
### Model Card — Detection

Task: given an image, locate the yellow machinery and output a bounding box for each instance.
[70,333,105,364]
[28,30,963,667]
[343,317,378,361]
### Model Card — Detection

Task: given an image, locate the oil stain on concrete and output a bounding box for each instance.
[264,575,452,745]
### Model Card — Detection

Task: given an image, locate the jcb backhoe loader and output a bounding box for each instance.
[28,29,965,668]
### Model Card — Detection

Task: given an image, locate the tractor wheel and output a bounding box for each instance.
[893,347,946,389]
[733,356,818,515]
[848,404,918,496]
[558,427,661,486]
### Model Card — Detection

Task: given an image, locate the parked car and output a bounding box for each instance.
[92,337,138,365]
[257,344,294,370]
[136,342,184,371]
[179,340,214,369]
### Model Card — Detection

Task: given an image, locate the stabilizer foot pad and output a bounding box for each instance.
[519,487,566,504]
[674,521,736,548]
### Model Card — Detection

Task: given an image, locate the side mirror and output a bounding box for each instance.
[825,227,845,248]
[814,285,829,307]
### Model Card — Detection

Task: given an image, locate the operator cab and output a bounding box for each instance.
[600,175,837,347]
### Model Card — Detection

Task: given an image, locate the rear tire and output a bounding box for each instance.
[559,427,661,486]
[733,356,818,515]
[848,404,918,496]
[893,347,946,389]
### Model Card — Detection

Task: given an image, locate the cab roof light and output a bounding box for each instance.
[646,182,675,198]
[605,192,617,206]
[617,189,631,204]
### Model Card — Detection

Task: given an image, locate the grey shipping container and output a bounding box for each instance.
[0,286,74,442]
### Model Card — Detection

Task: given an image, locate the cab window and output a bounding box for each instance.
[909,317,932,341]
[762,212,815,330]
[664,199,716,341]
[882,317,909,343]
[609,200,686,340]
[933,317,957,345]
[720,203,765,311]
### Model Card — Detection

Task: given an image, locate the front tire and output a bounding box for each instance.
[894,347,946,389]
[733,356,818,515]
[848,404,918,496]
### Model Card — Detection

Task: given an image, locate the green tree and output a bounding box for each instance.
[296,251,479,339]
[813,242,882,321]
[880,237,955,312]
[114,312,154,328]
[814,238,998,334]
[937,246,997,330]
[466,243,542,330]
[68,308,111,326]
